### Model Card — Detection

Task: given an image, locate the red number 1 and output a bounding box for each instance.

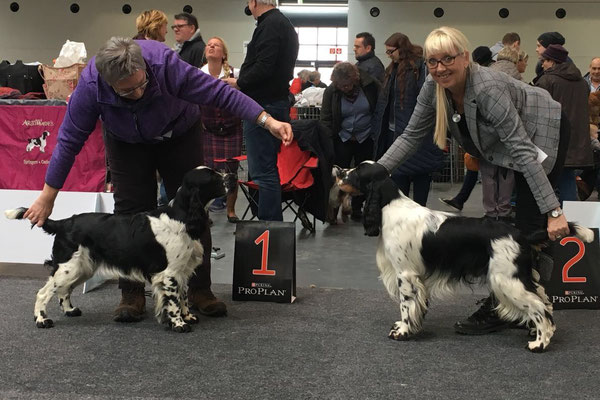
[252,230,276,276]
[560,237,587,283]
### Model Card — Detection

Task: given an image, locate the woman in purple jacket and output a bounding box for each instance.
[24,37,292,323]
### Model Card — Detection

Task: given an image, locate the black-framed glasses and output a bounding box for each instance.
[171,23,190,30]
[426,53,463,68]
[114,72,149,97]
[385,48,398,55]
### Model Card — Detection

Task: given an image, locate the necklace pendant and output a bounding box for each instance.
[452,113,461,123]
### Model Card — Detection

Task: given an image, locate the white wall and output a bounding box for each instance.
[0,0,256,69]
[1,0,598,82]
[349,0,600,82]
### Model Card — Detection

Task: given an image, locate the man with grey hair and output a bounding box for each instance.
[24,37,293,323]
[584,57,600,92]
[224,0,298,221]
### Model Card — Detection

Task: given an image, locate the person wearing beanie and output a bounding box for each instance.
[537,44,594,203]
[533,31,566,83]
[472,46,494,66]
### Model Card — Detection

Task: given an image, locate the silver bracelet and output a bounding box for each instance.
[257,113,270,128]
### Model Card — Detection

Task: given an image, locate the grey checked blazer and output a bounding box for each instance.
[379,63,562,213]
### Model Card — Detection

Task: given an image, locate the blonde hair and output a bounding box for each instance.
[497,47,519,64]
[424,27,471,149]
[206,36,232,77]
[518,50,529,62]
[135,10,168,41]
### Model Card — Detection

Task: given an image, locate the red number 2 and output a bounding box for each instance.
[252,230,276,276]
[560,237,587,283]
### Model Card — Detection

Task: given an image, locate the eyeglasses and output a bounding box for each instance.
[385,48,398,55]
[114,72,149,97]
[426,53,463,68]
[171,23,190,30]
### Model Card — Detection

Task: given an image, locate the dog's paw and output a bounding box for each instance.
[526,341,546,353]
[36,318,54,329]
[389,322,412,341]
[65,308,82,317]
[183,313,199,324]
[171,323,192,333]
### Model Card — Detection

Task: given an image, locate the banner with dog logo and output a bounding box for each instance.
[546,228,600,310]
[0,105,105,191]
[232,221,296,303]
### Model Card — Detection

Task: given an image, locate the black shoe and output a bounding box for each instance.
[454,296,511,335]
[438,197,463,211]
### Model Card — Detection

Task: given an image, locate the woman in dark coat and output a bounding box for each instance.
[372,32,444,206]
[320,62,380,219]
[536,44,593,202]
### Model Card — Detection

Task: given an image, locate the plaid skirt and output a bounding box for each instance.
[202,122,243,172]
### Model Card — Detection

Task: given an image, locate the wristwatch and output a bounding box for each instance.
[257,113,270,128]
[549,208,563,218]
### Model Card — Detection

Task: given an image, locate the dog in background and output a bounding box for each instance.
[327,165,352,224]
[338,161,594,352]
[26,131,50,153]
[5,167,236,333]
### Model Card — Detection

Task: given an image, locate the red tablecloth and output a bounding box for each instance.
[0,105,105,191]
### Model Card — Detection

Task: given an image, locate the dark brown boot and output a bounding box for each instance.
[188,288,227,317]
[113,285,146,322]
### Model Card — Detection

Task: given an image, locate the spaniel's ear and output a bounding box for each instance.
[363,181,383,237]
[186,187,206,222]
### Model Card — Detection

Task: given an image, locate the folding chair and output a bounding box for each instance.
[230,140,319,232]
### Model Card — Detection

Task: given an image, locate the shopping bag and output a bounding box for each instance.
[38,63,86,100]
[232,221,296,303]
[545,228,600,309]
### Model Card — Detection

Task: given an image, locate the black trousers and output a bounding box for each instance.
[514,113,570,235]
[104,121,212,291]
[333,136,374,212]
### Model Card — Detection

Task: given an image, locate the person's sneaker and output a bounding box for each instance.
[188,288,227,317]
[454,296,511,335]
[438,197,463,211]
[113,286,146,322]
[208,197,226,212]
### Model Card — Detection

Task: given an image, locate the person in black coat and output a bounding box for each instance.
[321,62,381,220]
[172,12,205,67]
[372,32,445,206]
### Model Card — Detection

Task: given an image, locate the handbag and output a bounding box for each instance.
[38,63,86,100]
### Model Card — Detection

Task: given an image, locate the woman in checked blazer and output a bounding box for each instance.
[376,26,571,335]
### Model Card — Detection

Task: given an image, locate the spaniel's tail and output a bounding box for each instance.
[4,207,28,220]
[4,207,60,235]
[526,222,595,245]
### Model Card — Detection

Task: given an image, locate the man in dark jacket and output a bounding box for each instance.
[354,32,385,84]
[224,0,298,221]
[173,12,205,67]
[321,62,381,220]
[537,44,593,202]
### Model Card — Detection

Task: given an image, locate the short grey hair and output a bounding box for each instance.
[256,0,278,6]
[308,70,321,81]
[95,37,146,85]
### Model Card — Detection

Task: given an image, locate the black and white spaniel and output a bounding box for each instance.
[5,167,235,333]
[337,161,594,352]
[26,130,50,153]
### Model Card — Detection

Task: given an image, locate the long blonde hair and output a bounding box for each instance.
[135,10,168,42]
[205,36,232,77]
[424,27,471,149]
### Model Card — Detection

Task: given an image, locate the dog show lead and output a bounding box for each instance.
[23,37,293,324]
[376,26,572,336]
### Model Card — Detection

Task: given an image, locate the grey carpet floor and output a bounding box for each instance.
[0,277,598,400]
